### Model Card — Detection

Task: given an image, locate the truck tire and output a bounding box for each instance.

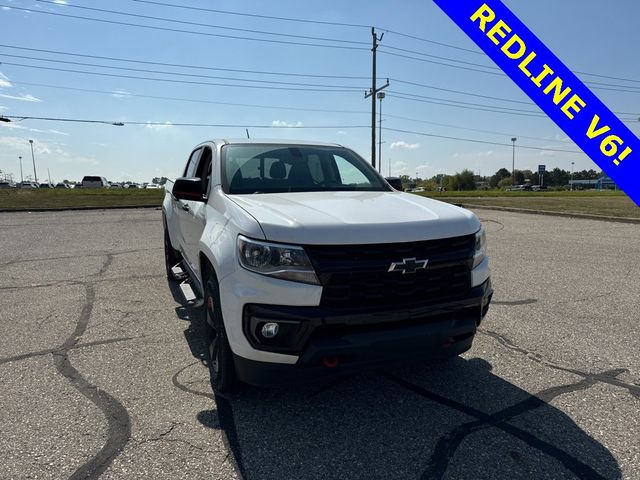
[163,221,181,281]
[204,275,236,394]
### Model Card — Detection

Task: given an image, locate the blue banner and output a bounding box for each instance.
[433,0,640,207]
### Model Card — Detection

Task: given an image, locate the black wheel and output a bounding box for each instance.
[204,275,236,394]
[164,221,181,281]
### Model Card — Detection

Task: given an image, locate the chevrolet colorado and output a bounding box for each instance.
[163,139,492,393]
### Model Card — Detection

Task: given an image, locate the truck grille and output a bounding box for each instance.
[304,235,474,309]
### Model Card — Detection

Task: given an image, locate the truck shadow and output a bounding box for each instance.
[171,287,621,480]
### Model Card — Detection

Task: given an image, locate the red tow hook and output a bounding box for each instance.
[322,356,340,368]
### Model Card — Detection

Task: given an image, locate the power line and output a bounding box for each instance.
[0,54,366,89]
[383,113,575,144]
[389,89,638,117]
[4,44,635,114]
[386,93,547,118]
[0,44,369,80]
[390,78,531,105]
[34,0,368,46]
[14,3,640,88]
[8,80,370,114]
[127,0,640,86]
[381,44,498,71]
[4,115,369,129]
[384,127,584,154]
[389,89,543,114]
[379,50,505,77]
[130,0,371,29]
[0,62,363,93]
[2,113,585,154]
[1,5,367,51]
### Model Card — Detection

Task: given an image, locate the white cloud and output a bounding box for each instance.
[390,141,420,150]
[47,129,69,136]
[272,120,303,128]
[145,121,173,130]
[336,130,346,135]
[0,123,68,136]
[111,89,131,98]
[52,0,68,4]
[0,71,12,88]
[0,93,41,102]
[1,6,11,11]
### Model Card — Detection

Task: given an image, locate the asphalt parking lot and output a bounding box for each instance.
[0,207,638,480]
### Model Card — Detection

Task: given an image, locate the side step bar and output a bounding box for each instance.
[172,263,203,307]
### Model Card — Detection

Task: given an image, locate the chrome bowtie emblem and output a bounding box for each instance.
[388,257,428,274]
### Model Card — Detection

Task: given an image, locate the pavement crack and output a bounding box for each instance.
[171,361,215,401]
[492,299,538,306]
[49,261,132,479]
[479,328,640,399]
[381,371,607,480]
[0,336,138,366]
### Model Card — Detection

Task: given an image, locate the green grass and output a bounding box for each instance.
[1,187,638,219]
[417,190,640,219]
[0,188,165,210]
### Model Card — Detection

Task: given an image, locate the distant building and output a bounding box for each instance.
[596,175,617,190]
[568,175,617,190]
[568,179,598,189]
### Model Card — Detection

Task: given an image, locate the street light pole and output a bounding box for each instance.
[18,156,23,184]
[511,137,517,186]
[571,161,575,190]
[377,91,385,173]
[28,139,38,184]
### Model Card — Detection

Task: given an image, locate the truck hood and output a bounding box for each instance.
[229,191,480,245]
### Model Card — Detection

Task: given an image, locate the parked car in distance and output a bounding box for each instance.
[39,182,54,189]
[109,182,123,188]
[507,185,532,191]
[55,183,70,189]
[531,185,548,191]
[81,176,109,188]
[19,181,39,189]
[145,183,161,189]
[0,181,15,189]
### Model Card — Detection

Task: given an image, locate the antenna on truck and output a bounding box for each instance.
[245,128,250,139]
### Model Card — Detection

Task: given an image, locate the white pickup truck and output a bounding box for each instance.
[163,139,492,393]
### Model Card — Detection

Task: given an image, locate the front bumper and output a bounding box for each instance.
[233,279,493,386]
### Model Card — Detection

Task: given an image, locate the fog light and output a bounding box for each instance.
[261,322,279,338]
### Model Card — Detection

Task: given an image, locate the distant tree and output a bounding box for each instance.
[498,177,513,189]
[489,168,511,188]
[513,169,526,185]
[445,169,476,191]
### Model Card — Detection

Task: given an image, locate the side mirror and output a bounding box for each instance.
[385,177,403,191]
[172,177,206,202]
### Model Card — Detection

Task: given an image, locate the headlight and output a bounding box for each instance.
[473,227,486,268]
[237,235,320,285]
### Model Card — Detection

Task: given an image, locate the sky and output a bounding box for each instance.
[0,0,639,183]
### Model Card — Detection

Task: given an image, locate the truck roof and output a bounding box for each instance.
[206,138,344,148]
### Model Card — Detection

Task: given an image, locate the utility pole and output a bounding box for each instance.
[511,137,517,186]
[377,91,385,173]
[364,28,389,170]
[29,139,38,184]
[18,156,23,184]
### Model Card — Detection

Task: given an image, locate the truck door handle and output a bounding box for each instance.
[181,203,190,212]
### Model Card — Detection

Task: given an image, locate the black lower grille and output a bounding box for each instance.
[304,235,475,309]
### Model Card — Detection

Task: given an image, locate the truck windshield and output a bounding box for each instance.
[221,144,390,194]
